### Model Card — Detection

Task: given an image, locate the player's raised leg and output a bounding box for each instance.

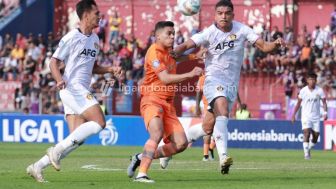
[27,114,86,182]
[47,105,105,171]
[212,97,233,174]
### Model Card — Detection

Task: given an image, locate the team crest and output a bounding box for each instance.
[216,86,224,91]
[94,42,99,49]
[152,60,160,68]
[229,34,237,40]
[86,93,93,100]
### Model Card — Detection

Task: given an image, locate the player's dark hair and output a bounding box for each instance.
[154,21,174,34]
[215,0,234,11]
[307,72,317,79]
[76,0,97,20]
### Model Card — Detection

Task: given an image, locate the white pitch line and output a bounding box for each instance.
[81,164,272,172]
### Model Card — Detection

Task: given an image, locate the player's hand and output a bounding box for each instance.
[56,80,66,90]
[190,67,203,77]
[195,47,207,63]
[56,80,66,89]
[111,66,122,78]
[170,50,179,59]
[323,114,328,121]
[291,116,295,124]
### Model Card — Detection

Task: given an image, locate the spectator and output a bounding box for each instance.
[261,24,271,42]
[271,26,283,41]
[312,25,327,58]
[284,27,293,43]
[331,5,336,36]
[109,11,122,45]
[98,14,108,47]
[235,103,251,120]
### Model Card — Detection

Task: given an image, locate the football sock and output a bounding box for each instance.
[308,142,315,150]
[303,142,309,155]
[187,124,207,143]
[213,116,229,162]
[138,139,157,175]
[54,121,102,154]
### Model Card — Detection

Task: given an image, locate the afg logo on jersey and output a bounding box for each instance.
[99,119,118,146]
[80,48,96,57]
[215,34,236,50]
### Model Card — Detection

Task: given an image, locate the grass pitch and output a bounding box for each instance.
[0,142,335,189]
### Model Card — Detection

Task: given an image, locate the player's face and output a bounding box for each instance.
[215,6,234,29]
[87,5,100,28]
[157,27,175,48]
[307,77,316,88]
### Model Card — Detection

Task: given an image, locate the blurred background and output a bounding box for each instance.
[0,0,335,120]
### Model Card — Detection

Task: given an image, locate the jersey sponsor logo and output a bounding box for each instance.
[152,60,160,68]
[94,42,99,49]
[229,34,237,40]
[216,85,224,91]
[80,48,97,57]
[215,41,234,50]
[215,33,236,50]
[86,93,93,100]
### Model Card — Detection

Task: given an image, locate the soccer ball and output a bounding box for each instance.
[177,0,201,16]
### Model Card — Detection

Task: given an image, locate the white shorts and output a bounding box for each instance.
[301,119,320,132]
[59,89,98,115]
[203,77,238,112]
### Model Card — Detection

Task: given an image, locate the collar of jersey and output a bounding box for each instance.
[154,43,169,53]
[77,28,91,37]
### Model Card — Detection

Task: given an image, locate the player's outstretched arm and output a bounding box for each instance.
[172,39,197,58]
[92,62,122,77]
[175,47,207,63]
[157,67,203,85]
[49,58,65,90]
[291,98,302,123]
[254,38,285,53]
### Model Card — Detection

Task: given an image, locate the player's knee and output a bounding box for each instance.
[96,119,106,128]
[175,141,188,152]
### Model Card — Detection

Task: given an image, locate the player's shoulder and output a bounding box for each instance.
[91,32,99,41]
[233,21,251,31]
[300,86,308,93]
[59,29,80,45]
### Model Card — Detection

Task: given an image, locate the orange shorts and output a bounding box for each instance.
[140,95,184,143]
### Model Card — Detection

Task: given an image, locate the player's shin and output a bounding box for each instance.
[213,116,229,162]
[138,139,158,177]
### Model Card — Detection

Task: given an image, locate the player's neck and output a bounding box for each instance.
[155,42,170,51]
[78,22,93,36]
[216,22,233,33]
[308,85,315,90]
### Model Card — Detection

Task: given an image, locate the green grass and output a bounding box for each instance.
[0,143,336,189]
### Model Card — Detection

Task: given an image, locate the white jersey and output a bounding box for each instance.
[298,86,325,121]
[191,21,259,87]
[52,29,99,93]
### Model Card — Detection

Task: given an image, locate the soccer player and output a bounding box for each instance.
[26,0,120,182]
[126,21,203,183]
[291,72,327,160]
[172,0,285,174]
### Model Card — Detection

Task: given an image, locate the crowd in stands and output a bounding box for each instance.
[1,8,336,115]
